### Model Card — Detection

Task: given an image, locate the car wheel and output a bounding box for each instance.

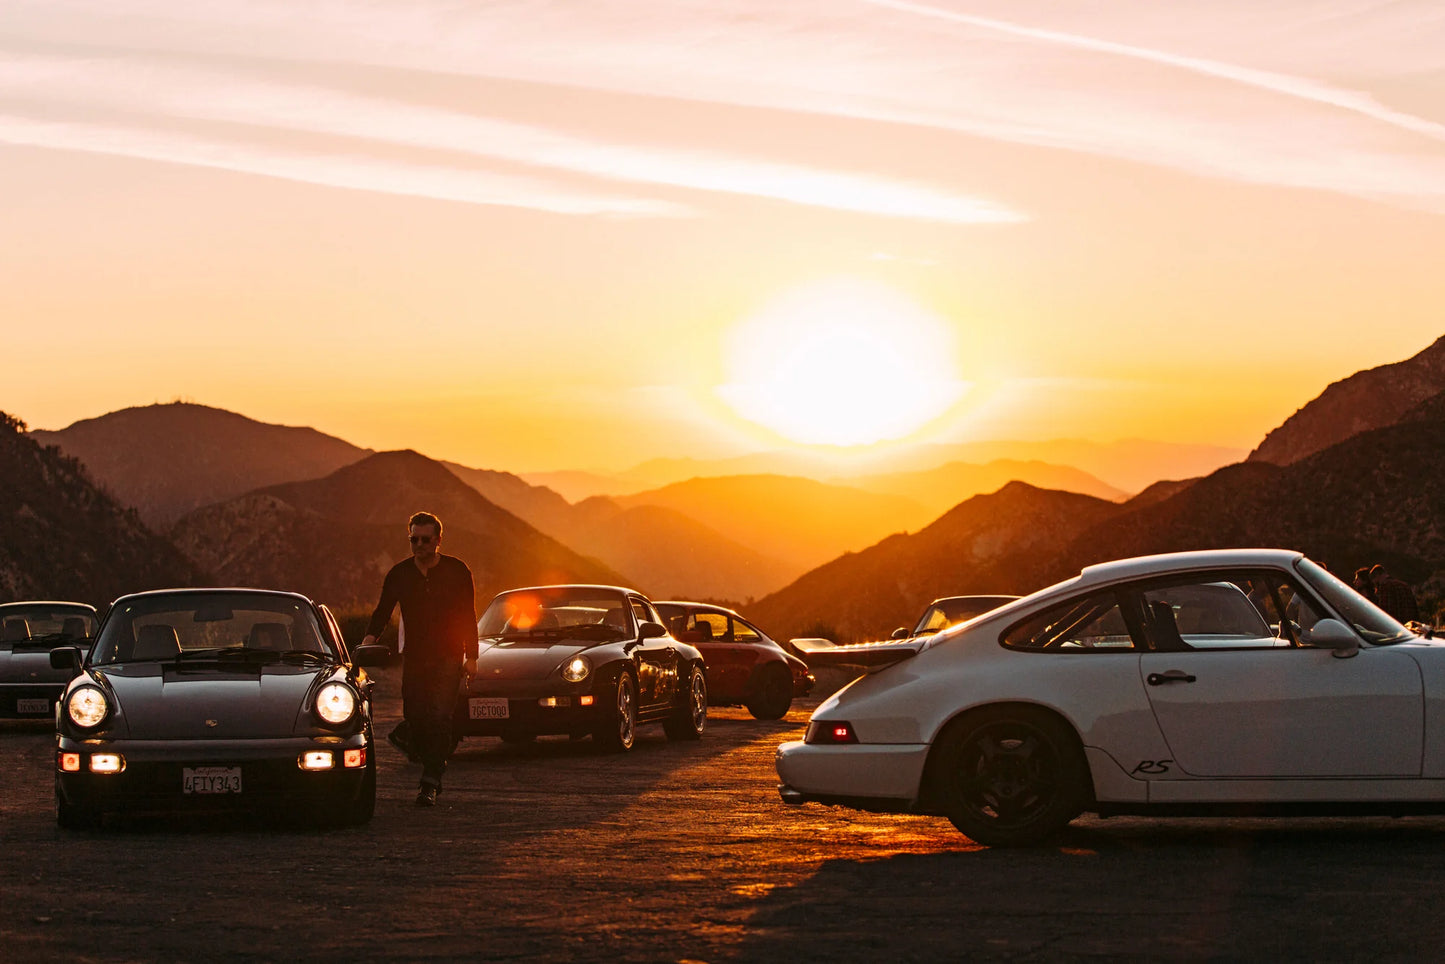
[930,707,1085,847]
[745,666,793,720]
[664,665,707,740]
[592,671,637,753]
[56,790,100,832]
[342,759,377,827]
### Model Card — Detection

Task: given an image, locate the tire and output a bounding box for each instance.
[928,707,1085,847]
[664,665,707,741]
[56,791,100,831]
[592,671,637,753]
[342,761,377,827]
[745,666,793,720]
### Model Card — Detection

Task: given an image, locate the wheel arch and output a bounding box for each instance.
[917,700,1095,813]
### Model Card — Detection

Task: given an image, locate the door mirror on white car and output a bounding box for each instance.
[1305,618,1359,658]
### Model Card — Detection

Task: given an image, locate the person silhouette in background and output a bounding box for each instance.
[1352,567,1378,606]
[1370,564,1421,624]
[360,512,477,807]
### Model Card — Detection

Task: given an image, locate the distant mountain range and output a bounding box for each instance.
[171,450,630,612]
[31,403,370,526]
[1,411,203,604]
[1249,335,1445,466]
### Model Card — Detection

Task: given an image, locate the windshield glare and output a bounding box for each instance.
[479,589,631,639]
[1296,558,1414,646]
[93,594,330,663]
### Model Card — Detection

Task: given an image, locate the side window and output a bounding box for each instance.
[731,618,761,643]
[693,613,729,641]
[630,599,660,627]
[1137,572,1325,650]
[1003,592,1134,651]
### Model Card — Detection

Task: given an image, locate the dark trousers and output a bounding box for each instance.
[401,660,462,787]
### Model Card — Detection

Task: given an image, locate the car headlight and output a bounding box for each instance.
[67,685,109,729]
[315,682,357,725]
[561,655,591,683]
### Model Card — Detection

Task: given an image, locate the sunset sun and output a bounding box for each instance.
[717,278,966,446]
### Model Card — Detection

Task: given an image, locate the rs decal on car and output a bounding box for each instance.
[1131,760,1173,775]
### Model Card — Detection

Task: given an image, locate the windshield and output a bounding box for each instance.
[479,588,632,642]
[1296,558,1414,646]
[92,593,332,663]
[0,605,97,643]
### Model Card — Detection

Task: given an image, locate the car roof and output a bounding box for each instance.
[107,587,318,607]
[0,600,98,612]
[926,594,1020,607]
[1076,548,1304,586]
[491,584,646,598]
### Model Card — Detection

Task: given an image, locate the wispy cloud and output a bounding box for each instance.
[0,50,1023,224]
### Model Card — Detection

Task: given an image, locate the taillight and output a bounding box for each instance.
[805,720,859,744]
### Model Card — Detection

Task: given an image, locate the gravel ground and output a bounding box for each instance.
[5,671,1445,962]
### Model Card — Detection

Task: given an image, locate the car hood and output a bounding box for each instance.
[475,639,592,681]
[97,663,328,739]
[0,644,75,685]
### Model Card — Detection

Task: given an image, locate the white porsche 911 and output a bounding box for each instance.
[777,549,1436,846]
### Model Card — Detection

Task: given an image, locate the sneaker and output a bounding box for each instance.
[387,726,420,763]
[414,785,438,807]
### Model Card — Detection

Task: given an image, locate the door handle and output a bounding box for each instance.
[1147,670,1196,686]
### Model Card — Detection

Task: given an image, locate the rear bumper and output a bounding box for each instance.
[775,739,929,806]
[55,733,371,813]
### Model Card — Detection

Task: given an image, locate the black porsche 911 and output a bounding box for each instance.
[52,589,377,829]
[454,585,707,751]
[0,600,97,719]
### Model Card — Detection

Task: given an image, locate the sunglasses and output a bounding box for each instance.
[409,534,435,545]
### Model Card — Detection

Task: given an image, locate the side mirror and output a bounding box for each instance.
[891,627,910,639]
[638,621,667,640]
[50,646,81,670]
[352,644,394,667]
[1305,618,1359,658]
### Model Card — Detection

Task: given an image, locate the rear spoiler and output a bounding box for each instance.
[789,637,925,670]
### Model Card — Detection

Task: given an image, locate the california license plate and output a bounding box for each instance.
[468,698,510,720]
[16,698,49,714]
[183,766,242,794]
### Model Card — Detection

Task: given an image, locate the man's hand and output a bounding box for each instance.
[360,634,378,649]
[464,657,477,677]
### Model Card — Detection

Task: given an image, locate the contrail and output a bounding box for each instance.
[861,0,1445,143]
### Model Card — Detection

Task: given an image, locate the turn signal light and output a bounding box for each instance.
[59,752,81,772]
[579,695,594,707]
[805,720,859,745]
[342,748,366,769]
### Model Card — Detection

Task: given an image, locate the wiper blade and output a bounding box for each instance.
[174,647,241,661]
[279,650,328,664]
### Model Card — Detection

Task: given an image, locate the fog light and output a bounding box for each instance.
[579,695,594,707]
[342,748,366,769]
[300,750,335,771]
[59,752,81,772]
[538,696,571,708]
[90,753,124,773]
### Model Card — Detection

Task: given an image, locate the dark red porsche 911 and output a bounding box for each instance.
[654,602,814,720]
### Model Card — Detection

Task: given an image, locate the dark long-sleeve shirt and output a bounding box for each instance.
[1375,576,1421,624]
[365,554,478,666]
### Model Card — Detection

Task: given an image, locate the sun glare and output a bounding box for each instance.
[717,278,966,447]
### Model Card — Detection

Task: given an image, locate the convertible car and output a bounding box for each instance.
[52,589,376,829]
[0,601,97,718]
[654,601,814,719]
[777,549,1440,846]
[455,585,707,751]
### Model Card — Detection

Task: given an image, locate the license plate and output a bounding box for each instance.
[468,698,510,720]
[16,698,49,714]
[183,766,242,794]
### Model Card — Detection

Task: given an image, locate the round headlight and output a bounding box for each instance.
[67,685,109,729]
[561,655,591,683]
[315,683,357,725]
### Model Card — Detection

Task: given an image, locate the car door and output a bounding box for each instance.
[1134,570,1422,778]
[630,597,677,710]
[694,610,750,698]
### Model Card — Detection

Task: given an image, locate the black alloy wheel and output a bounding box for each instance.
[931,707,1085,847]
[664,665,707,740]
[745,666,793,720]
[593,671,637,752]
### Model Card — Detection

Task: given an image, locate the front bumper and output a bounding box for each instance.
[0,682,65,718]
[775,739,930,810]
[55,733,371,814]
[455,679,605,737]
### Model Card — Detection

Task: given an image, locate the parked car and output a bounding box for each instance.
[0,601,97,719]
[892,594,1020,639]
[454,585,707,751]
[777,549,1439,846]
[654,601,815,720]
[52,589,376,829]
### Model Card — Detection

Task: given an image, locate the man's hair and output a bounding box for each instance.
[408,511,443,537]
[1370,564,1388,578]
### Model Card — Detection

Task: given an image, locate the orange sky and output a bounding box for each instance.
[3,1,1443,471]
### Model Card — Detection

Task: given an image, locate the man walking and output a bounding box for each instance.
[361,511,477,806]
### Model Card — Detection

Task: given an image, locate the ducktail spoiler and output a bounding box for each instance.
[789,637,924,670]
